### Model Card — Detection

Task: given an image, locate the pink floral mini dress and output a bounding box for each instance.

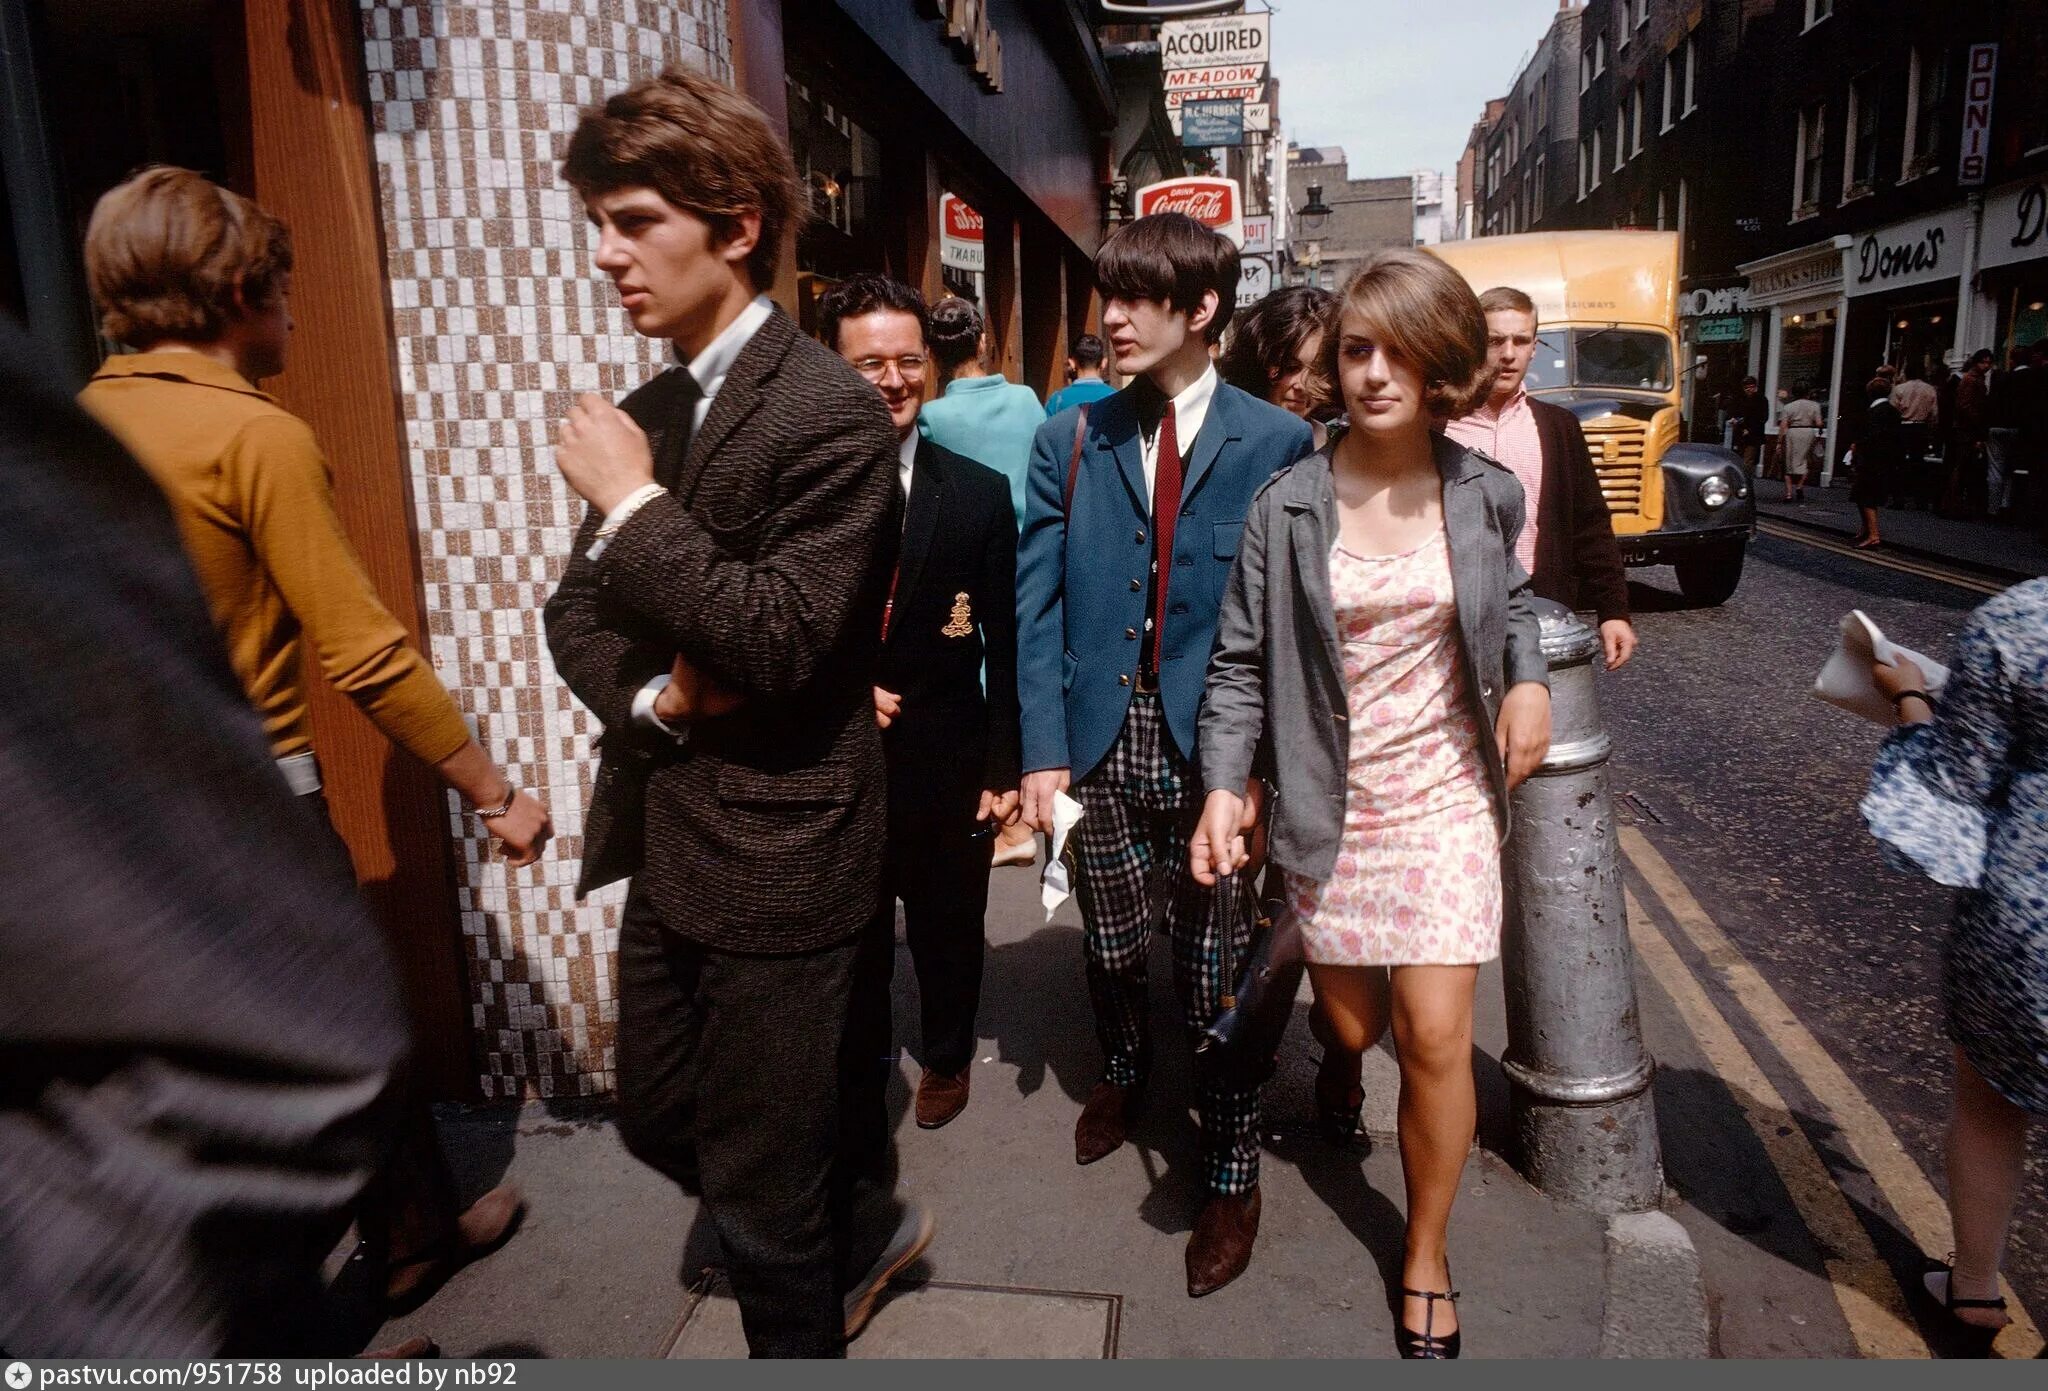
[1282,529,1503,967]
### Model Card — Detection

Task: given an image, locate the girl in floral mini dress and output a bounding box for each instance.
[1193,250,1552,1357]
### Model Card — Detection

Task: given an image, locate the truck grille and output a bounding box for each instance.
[1582,423,1647,517]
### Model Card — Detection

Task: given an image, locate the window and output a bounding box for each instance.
[1615,107,1626,170]
[1536,72,1549,131]
[1580,48,1594,93]
[1794,101,1825,213]
[1579,134,1595,198]
[1844,71,1880,194]
[1596,34,1608,76]
[1656,186,1667,231]
[1532,151,1546,222]
[1662,50,1678,130]
[1617,2,1630,50]
[1634,0,1650,28]
[1632,82,1646,155]
[1804,0,1833,29]
[1683,34,1697,115]
[1592,128,1603,187]
[1902,45,1946,177]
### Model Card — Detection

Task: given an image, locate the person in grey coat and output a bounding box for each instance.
[1190,250,1550,1359]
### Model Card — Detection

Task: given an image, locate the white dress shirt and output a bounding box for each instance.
[1141,363,1218,509]
[897,429,918,501]
[614,294,777,736]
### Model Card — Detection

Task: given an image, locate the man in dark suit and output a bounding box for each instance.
[817,275,1021,1132]
[0,316,407,1356]
[541,70,919,1357]
[1017,214,1316,1297]
[1444,286,1636,670]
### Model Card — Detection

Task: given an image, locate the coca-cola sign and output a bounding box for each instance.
[939,193,985,273]
[1135,176,1245,248]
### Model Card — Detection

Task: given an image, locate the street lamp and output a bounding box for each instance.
[1297,182,1330,235]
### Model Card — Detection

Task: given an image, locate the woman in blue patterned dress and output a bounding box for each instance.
[1863,578,2048,1336]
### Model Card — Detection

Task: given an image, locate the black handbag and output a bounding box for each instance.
[1194,870,1305,1086]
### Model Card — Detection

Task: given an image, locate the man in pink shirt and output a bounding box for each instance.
[1443,287,1636,670]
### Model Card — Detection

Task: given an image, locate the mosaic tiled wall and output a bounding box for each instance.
[358,0,731,1098]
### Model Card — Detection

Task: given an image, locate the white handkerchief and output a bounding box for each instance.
[1813,609,1950,725]
[1040,790,1086,921]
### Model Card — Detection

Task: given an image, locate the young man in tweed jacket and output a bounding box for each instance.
[543,69,922,1357]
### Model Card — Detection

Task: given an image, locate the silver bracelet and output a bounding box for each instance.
[474,787,518,819]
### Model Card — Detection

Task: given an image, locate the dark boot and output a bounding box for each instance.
[1073,1080,1142,1165]
[1185,1186,1261,1297]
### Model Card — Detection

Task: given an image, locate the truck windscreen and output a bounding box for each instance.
[1572,329,1672,391]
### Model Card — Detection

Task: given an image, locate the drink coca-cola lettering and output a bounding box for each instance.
[943,196,985,242]
[1133,177,1245,248]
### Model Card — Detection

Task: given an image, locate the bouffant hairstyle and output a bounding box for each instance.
[817,274,929,352]
[927,296,985,371]
[1094,213,1240,344]
[562,67,801,293]
[1321,249,1496,420]
[83,166,293,349]
[1218,285,1335,407]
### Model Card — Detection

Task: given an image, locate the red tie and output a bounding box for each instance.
[1150,401,1182,668]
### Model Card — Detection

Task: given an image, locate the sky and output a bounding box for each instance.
[1266,0,1566,178]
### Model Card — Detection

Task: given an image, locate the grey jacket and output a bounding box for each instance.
[1197,433,1549,882]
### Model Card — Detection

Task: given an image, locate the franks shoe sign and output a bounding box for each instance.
[1136,176,1244,248]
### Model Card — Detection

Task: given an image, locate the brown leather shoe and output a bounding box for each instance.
[1074,1080,1142,1165]
[1185,1186,1261,1297]
[915,1067,971,1129]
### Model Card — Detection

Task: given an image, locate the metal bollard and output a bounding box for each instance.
[1501,601,1664,1214]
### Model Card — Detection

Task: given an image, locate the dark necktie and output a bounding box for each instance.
[1147,401,1181,673]
[654,370,705,490]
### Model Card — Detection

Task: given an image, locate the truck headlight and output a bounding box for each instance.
[1698,475,1733,509]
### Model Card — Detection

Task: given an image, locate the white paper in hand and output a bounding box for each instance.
[1813,609,1950,724]
[1040,790,1086,922]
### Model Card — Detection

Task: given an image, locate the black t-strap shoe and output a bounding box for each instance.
[1396,1266,1461,1360]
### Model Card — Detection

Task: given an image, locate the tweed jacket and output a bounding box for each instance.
[544,307,899,953]
[1197,434,1550,883]
[1016,379,1315,780]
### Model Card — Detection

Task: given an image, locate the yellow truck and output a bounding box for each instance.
[1427,231,1753,605]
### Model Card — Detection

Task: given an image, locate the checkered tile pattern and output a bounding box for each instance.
[356,0,729,1099]
[1071,693,1261,1194]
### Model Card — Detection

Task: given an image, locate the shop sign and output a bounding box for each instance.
[1693,315,1747,343]
[1681,286,1751,317]
[939,193,984,273]
[1167,100,1271,137]
[1242,215,1273,257]
[1846,207,1969,297]
[1237,255,1273,309]
[1739,240,1847,303]
[1163,64,1266,108]
[1180,100,1243,148]
[920,0,1004,92]
[1958,44,1997,187]
[1160,13,1269,71]
[1136,175,1244,247]
[1979,179,2047,272]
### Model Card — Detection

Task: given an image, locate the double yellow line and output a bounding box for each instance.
[1621,824,2044,1359]
[1755,518,2008,597]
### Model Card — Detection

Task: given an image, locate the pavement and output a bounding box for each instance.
[368,857,1711,1359]
[1753,475,2048,580]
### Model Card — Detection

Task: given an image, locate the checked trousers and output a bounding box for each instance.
[1071,691,1261,1196]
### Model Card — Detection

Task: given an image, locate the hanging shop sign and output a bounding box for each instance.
[1739,237,1849,305]
[1845,206,1970,298]
[1242,215,1273,257]
[1958,44,1997,187]
[1236,255,1273,309]
[1163,65,1267,108]
[1180,100,1244,148]
[1979,179,2047,272]
[1167,101,1270,138]
[1160,13,1270,71]
[1136,175,1244,248]
[1680,286,1751,317]
[939,193,985,273]
[919,0,1004,91]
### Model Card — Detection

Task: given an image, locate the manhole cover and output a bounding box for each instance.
[662,1275,1121,1359]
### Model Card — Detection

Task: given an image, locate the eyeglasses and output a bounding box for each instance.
[851,354,929,383]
